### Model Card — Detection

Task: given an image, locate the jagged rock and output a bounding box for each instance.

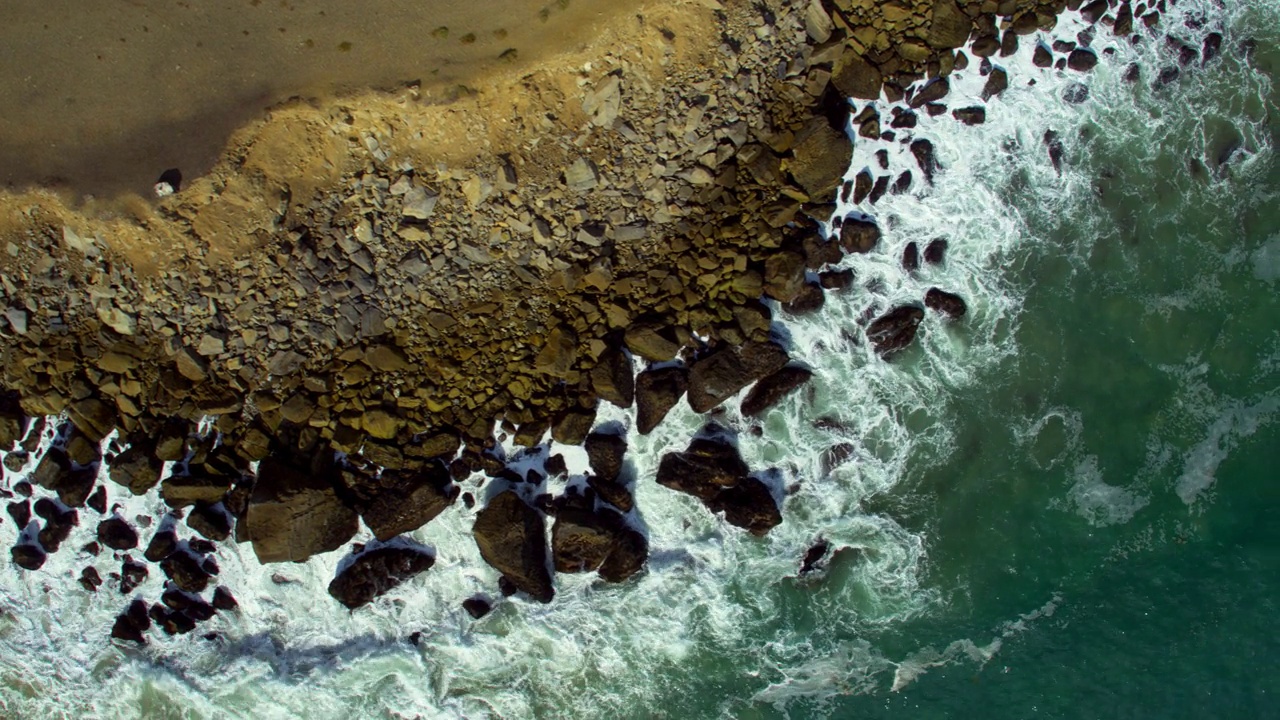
[34,498,77,552]
[741,366,814,417]
[86,486,107,515]
[0,394,24,451]
[145,528,178,562]
[160,550,210,593]
[534,325,579,377]
[763,251,807,303]
[1114,2,1134,35]
[687,342,789,414]
[910,139,937,186]
[709,477,782,537]
[635,365,689,435]
[65,430,100,466]
[328,541,436,610]
[598,524,647,582]
[867,306,925,357]
[161,587,216,621]
[840,218,881,254]
[925,288,968,318]
[590,346,635,408]
[154,420,190,462]
[245,456,358,563]
[1033,43,1054,67]
[153,607,197,636]
[79,566,103,592]
[212,586,239,611]
[551,501,646,582]
[472,491,554,603]
[800,539,832,575]
[783,282,826,315]
[924,239,948,265]
[803,233,843,270]
[927,0,973,49]
[186,503,233,542]
[852,169,874,204]
[97,517,139,550]
[953,107,986,125]
[624,322,681,362]
[66,398,115,443]
[789,120,853,197]
[982,67,1008,100]
[32,447,96,507]
[352,462,458,542]
[656,435,749,502]
[903,242,921,272]
[7,500,30,529]
[908,78,949,109]
[584,432,627,484]
[11,543,45,571]
[552,407,597,446]
[832,52,883,100]
[462,596,491,619]
[111,600,151,644]
[819,268,854,290]
[120,557,149,594]
[161,472,232,508]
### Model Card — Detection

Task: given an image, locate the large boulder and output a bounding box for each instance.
[590,345,635,408]
[97,516,139,551]
[656,432,783,535]
[551,498,647,582]
[789,119,853,198]
[160,550,210,593]
[741,366,814,417]
[687,342,789,413]
[348,462,458,542]
[763,250,807,303]
[927,0,973,49]
[925,288,968,318]
[245,456,359,564]
[709,477,782,537]
[31,447,97,507]
[839,218,881,254]
[472,491,554,603]
[635,365,689,434]
[831,51,883,100]
[624,321,681,362]
[866,306,925,357]
[328,540,436,610]
[585,431,627,483]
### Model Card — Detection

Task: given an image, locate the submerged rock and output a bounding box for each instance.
[463,596,492,619]
[328,540,436,610]
[472,491,554,603]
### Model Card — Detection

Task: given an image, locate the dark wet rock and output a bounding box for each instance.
[212,586,239,612]
[145,528,179,562]
[687,342,789,414]
[31,447,96,507]
[908,77,949,109]
[635,365,689,435]
[803,234,844,269]
[348,461,457,542]
[7,500,30,529]
[590,345,635,409]
[953,107,986,125]
[551,407,597,446]
[981,67,1009,100]
[1114,2,1134,35]
[585,432,627,484]
[186,503,233,542]
[741,366,814,418]
[800,540,833,575]
[1156,65,1180,86]
[12,481,32,498]
[473,491,554,603]
[154,607,197,636]
[866,306,926,357]
[708,476,782,537]
[120,557,149,594]
[656,435,749,502]
[11,542,46,571]
[971,34,1001,57]
[1080,0,1109,22]
[112,600,151,644]
[79,566,103,592]
[160,550,211,593]
[34,498,77,552]
[926,288,969,318]
[1033,43,1054,67]
[839,218,881,254]
[329,541,436,610]
[1202,32,1222,65]
[1045,130,1065,174]
[1062,82,1090,104]
[783,282,826,316]
[852,169,874,204]
[463,596,492,619]
[903,242,921,272]
[497,576,518,597]
[162,587,216,621]
[869,174,890,204]
[245,455,358,563]
[598,523,648,582]
[86,486,108,515]
[819,268,854,291]
[550,495,647,582]
[1068,48,1098,71]
[81,541,101,556]
[910,139,937,186]
[97,516,139,551]
[890,171,913,195]
[890,108,918,129]
[545,453,568,478]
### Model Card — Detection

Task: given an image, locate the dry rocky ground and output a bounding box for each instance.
[0,0,1154,639]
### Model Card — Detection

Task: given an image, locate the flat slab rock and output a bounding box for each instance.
[472,490,554,603]
[245,456,358,564]
[328,541,436,610]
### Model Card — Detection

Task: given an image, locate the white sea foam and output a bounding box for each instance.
[0,0,1274,716]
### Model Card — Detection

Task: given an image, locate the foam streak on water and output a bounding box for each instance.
[1,0,1276,716]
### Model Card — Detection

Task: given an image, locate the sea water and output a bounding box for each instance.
[1,0,1277,717]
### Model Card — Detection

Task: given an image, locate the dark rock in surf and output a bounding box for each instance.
[925,288,969,318]
[591,345,636,409]
[1062,82,1090,104]
[840,218,881,254]
[657,435,749,502]
[953,107,986,125]
[1033,43,1054,68]
[120,557,149,594]
[328,541,436,610]
[741,366,814,418]
[687,341,789,414]
[783,282,826,315]
[909,78,950,108]
[7,500,30,529]
[79,566,103,592]
[866,306,925,357]
[473,491,554,603]
[924,239,948,265]
[820,268,854,291]
[97,517,139,551]
[160,550,211,593]
[212,586,239,612]
[903,242,921,272]
[1068,48,1099,72]
[11,542,46,571]
[463,596,492,619]
[800,539,833,575]
[708,477,782,537]
[144,528,178,562]
[635,365,689,435]
[982,67,1009,100]
[1045,130,1065,174]
[1202,32,1222,65]
[910,139,937,184]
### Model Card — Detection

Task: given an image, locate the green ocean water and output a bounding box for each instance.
[1,2,1277,718]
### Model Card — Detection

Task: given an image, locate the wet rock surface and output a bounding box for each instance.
[472,491,554,603]
[328,540,436,610]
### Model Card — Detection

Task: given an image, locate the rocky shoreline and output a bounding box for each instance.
[0,0,1201,642]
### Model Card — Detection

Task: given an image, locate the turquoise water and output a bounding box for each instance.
[1,1,1277,717]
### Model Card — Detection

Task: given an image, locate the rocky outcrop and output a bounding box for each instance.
[244,455,358,564]
[687,341,789,414]
[343,461,458,542]
[866,306,925,357]
[550,493,646,581]
[925,288,968,318]
[472,491,554,603]
[656,430,781,536]
[635,365,689,435]
[741,366,814,417]
[328,540,436,610]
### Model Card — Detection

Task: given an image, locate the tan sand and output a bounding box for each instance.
[0,0,639,198]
